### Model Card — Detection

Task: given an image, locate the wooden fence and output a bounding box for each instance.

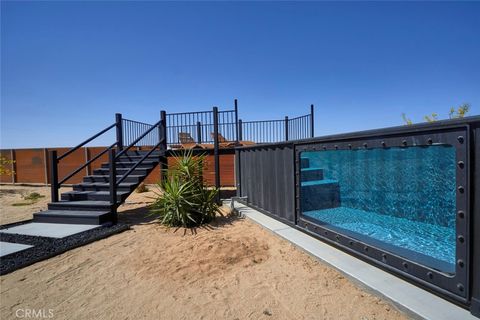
[0,147,234,187]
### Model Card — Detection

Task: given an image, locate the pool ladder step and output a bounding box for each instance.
[301,167,324,182]
[301,178,340,211]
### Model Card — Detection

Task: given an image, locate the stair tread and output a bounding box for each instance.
[111,161,158,165]
[94,167,149,170]
[74,182,137,187]
[100,164,154,168]
[50,200,111,206]
[123,156,161,158]
[63,190,130,195]
[34,210,110,217]
[85,174,145,178]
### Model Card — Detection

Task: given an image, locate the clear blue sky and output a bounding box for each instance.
[1,1,479,148]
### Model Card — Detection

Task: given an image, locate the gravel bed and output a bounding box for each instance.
[0,223,129,275]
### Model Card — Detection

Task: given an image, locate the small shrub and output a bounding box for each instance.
[0,156,15,176]
[135,183,149,193]
[12,192,45,206]
[23,192,44,201]
[402,103,471,125]
[149,150,221,227]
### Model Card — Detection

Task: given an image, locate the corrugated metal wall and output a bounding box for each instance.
[237,144,295,224]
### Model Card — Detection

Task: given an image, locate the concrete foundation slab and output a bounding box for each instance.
[0,242,33,257]
[0,223,100,239]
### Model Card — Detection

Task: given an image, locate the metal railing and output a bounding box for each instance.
[49,100,315,216]
[49,118,121,203]
[239,105,314,143]
[165,101,314,146]
[165,105,238,146]
[108,117,165,221]
[288,113,312,141]
[239,119,286,143]
[50,112,168,223]
[122,118,158,147]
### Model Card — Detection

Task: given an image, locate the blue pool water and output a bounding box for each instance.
[300,145,457,273]
[303,207,455,272]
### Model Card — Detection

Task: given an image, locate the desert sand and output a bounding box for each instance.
[0,185,408,319]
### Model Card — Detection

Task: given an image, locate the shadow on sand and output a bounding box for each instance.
[117,202,243,236]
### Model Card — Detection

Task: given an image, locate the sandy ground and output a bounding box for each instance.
[0,185,408,320]
[0,185,73,225]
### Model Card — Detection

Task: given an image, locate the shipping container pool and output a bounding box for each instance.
[300,145,456,274]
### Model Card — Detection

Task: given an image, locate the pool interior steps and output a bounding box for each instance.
[300,157,340,211]
[33,150,162,225]
[301,167,324,182]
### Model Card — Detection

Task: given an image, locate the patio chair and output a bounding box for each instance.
[210,133,255,147]
[173,132,212,149]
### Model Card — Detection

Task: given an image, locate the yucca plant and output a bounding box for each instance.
[149,150,221,227]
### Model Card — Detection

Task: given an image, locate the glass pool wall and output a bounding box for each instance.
[300,145,457,273]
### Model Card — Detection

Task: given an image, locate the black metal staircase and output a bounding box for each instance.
[33,113,168,225]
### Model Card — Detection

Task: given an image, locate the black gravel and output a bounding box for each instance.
[0,222,129,275]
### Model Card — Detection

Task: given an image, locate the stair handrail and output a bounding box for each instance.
[109,116,165,215]
[57,123,116,161]
[115,141,162,186]
[58,142,117,185]
[50,114,124,203]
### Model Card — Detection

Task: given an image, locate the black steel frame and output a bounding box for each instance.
[235,116,480,316]
[49,119,119,202]
[166,101,314,146]
[238,104,314,143]
[122,118,158,147]
[165,106,238,146]
[162,100,315,197]
[50,112,168,222]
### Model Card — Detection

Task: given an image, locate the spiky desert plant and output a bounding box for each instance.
[149,150,220,227]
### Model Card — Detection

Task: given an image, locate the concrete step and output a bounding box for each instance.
[73,182,137,192]
[301,167,324,182]
[61,190,130,202]
[301,179,340,211]
[48,200,113,212]
[83,174,144,183]
[33,210,111,225]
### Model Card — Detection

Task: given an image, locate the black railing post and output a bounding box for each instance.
[310,104,314,138]
[109,149,117,224]
[196,121,202,144]
[234,99,239,143]
[238,119,243,141]
[115,113,123,151]
[285,116,289,141]
[159,110,168,181]
[213,106,221,202]
[235,149,241,197]
[49,150,59,202]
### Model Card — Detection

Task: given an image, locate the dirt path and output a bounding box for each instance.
[0,185,408,320]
